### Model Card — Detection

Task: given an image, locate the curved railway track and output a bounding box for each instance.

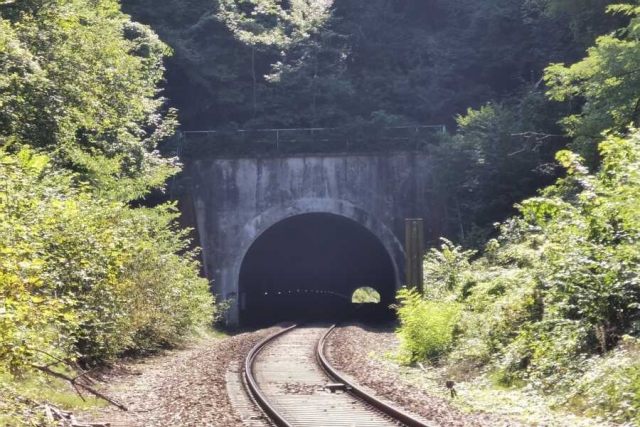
[244,324,435,427]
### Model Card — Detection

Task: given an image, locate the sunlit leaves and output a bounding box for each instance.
[0,149,214,375]
[218,0,334,48]
[544,3,640,165]
[0,0,178,201]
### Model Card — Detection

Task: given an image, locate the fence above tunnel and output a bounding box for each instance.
[174,125,447,157]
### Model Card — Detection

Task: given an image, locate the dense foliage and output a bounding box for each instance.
[398,130,640,422]
[0,0,178,201]
[123,0,618,130]
[2,0,639,424]
[395,2,640,422]
[546,3,640,166]
[1,150,213,373]
[430,95,564,245]
[0,1,215,422]
[123,0,625,242]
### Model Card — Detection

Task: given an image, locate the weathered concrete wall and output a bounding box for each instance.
[187,152,435,325]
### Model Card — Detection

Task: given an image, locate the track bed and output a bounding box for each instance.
[245,325,434,427]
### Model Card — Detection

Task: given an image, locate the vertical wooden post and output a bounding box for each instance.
[405,218,424,293]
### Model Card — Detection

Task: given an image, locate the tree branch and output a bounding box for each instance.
[32,364,128,411]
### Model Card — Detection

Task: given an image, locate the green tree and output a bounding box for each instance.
[545,3,640,166]
[431,89,564,245]
[0,149,214,373]
[545,0,620,47]
[0,0,178,200]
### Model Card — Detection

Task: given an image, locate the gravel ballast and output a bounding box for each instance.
[325,324,525,427]
[78,327,282,427]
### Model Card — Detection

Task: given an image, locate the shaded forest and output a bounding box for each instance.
[124,0,615,130]
[123,0,624,244]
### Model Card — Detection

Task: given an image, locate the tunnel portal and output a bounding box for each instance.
[239,213,396,326]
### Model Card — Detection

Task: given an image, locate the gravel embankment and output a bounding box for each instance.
[78,327,282,427]
[326,324,525,427]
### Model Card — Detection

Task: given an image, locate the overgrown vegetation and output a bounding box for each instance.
[0,150,213,371]
[0,0,215,423]
[124,0,624,242]
[397,129,640,424]
[3,0,640,424]
[396,3,640,423]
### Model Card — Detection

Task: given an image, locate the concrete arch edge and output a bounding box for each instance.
[225,198,405,326]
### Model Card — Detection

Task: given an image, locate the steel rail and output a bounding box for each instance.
[245,324,435,427]
[244,324,298,427]
[317,325,434,427]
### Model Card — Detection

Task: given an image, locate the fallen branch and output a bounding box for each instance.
[44,404,54,423]
[72,364,102,386]
[32,364,128,411]
[72,383,87,402]
[511,131,566,140]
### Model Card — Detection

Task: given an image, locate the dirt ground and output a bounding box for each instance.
[76,323,530,427]
[77,327,281,427]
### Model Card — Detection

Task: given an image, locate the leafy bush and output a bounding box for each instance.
[396,288,461,364]
[452,267,540,366]
[396,130,640,421]
[422,239,476,299]
[0,150,214,373]
[554,336,640,423]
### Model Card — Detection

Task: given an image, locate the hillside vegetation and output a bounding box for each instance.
[123,0,624,243]
[396,4,640,424]
[0,1,214,423]
[2,0,640,424]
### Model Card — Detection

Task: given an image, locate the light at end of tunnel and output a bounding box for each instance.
[352,287,381,304]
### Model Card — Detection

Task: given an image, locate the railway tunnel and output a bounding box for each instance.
[188,152,435,327]
[239,213,397,326]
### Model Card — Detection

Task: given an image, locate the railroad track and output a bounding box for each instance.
[244,324,435,427]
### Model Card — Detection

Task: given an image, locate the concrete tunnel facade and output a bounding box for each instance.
[187,152,437,326]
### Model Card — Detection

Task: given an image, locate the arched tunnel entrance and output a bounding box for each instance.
[239,213,397,326]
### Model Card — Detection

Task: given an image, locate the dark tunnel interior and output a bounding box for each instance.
[239,213,397,326]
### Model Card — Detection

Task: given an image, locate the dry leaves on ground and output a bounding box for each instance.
[78,327,281,427]
[326,324,526,427]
